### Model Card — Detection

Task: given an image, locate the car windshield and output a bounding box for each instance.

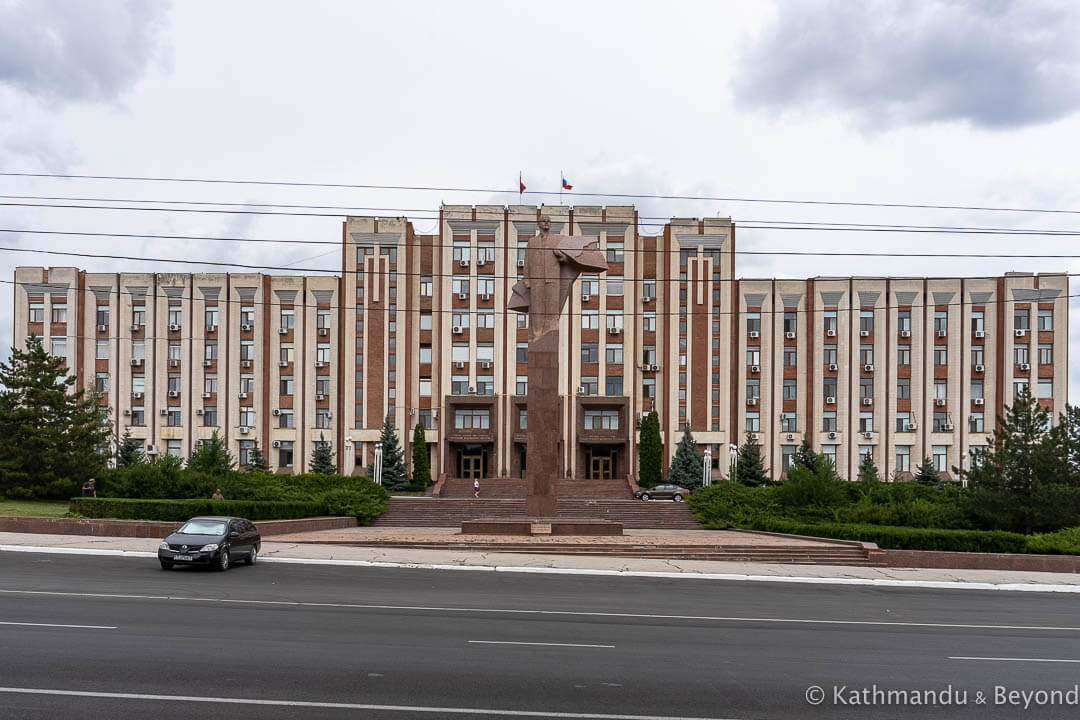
[177,520,227,535]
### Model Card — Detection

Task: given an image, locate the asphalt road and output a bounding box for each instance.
[1,552,1079,719]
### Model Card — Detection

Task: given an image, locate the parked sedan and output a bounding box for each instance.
[158,516,260,571]
[634,484,691,502]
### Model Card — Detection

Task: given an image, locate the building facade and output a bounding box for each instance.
[13,205,1069,484]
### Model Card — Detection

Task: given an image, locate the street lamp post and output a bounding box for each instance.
[374,442,384,486]
[702,448,712,486]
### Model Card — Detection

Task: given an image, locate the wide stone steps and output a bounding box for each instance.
[374,498,702,529]
[437,478,633,499]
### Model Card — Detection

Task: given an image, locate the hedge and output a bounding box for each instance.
[69,498,328,522]
[747,517,1031,554]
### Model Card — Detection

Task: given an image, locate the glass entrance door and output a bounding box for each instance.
[457,448,487,479]
[586,447,614,480]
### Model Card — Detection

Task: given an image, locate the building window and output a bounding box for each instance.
[130,406,145,426]
[50,336,67,359]
[132,307,146,326]
[783,379,797,400]
[204,340,217,361]
[860,378,873,399]
[1014,344,1029,365]
[642,345,657,365]
[1014,308,1029,330]
[897,310,911,332]
[642,377,655,399]
[240,340,254,362]
[605,375,624,396]
[419,275,433,297]
[240,374,255,394]
[606,343,623,363]
[934,346,948,365]
[454,408,490,429]
[933,445,948,472]
[166,439,182,458]
[581,343,599,363]
[518,408,527,430]
[783,311,797,334]
[419,379,432,397]
[823,376,837,399]
[934,310,948,334]
[1038,309,1053,331]
[971,348,984,367]
[167,409,182,427]
[278,441,294,469]
[316,409,331,428]
[823,344,837,365]
[606,241,624,263]
[606,275,624,296]
[746,348,761,366]
[859,412,873,433]
[94,372,109,394]
[746,378,760,399]
[822,444,837,468]
[279,375,294,396]
[933,411,949,433]
[606,312,624,330]
[238,440,254,467]
[96,339,109,360]
[897,345,910,366]
[240,408,255,427]
[822,310,837,334]
[581,310,599,329]
[51,302,67,323]
[859,445,874,465]
[279,343,294,363]
[280,308,295,331]
[783,348,797,367]
[780,412,796,432]
[896,378,910,399]
[131,375,145,394]
[516,375,528,395]
[167,307,182,327]
[452,277,470,295]
[452,240,471,264]
[94,306,110,327]
[971,310,984,333]
[477,275,495,296]
[642,279,656,299]
[278,409,294,429]
[822,411,837,432]
[205,307,219,329]
[643,312,656,332]
[746,312,760,334]
[203,406,218,427]
[934,379,947,400]
[1038,344,1053,365]
[860,345,873,366]
[895,412,912,432]
[969,412,984,432]
[240,307,254,326]
[451,375,469,395]
[452,311,470,330]
[745,412,760,432]
[896,446,911,472]
[859,310,874,333]
[168,373,182,393]
[584,409,619,430]
[580,376,599,395]
[167,340,180,362]
[971,381,983,400]
[476,376,494,395]
[28,302,44,323]
[317,343,331,363]
[476,310,495,329]
[781,445,796,470]
[419,410,433,430]
[419,312,432,331]
[1038,378,1053,399]
[1013,379,1029,397]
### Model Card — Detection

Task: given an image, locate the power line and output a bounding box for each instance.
[3,170,1080,216]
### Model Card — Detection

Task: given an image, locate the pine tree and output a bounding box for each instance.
[309,432,336,474]
[0,336,111,498]
[792,438,821,474]
[667,426,703,488]
[116,427,144,467]
[733,433,769,486]
[411,422,431,490]
[857,453,880,483]
[913,456,939,485]
[245,441,271,473]
[378,416,409,490]
[637,411,662,487]
[186,430,235,476]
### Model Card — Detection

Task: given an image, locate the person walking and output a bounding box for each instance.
[473,479,480,498]
[81,478,96,498]
[211,488,224,501]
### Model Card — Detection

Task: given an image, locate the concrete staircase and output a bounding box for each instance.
[437,477,633,499]
[374,498,702,529]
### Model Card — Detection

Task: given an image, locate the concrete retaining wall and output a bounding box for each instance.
[0,516,356,538]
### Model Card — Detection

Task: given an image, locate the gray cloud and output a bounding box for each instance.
[734,0,1080,129]
[0,0,169,105]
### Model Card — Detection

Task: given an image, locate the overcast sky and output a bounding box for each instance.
[1,0,1077,400]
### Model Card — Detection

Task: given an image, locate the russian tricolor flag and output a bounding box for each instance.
[561,174,573,190]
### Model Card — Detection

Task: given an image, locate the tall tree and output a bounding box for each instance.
[792,438,822,474]
[733,433,769,486]
[913,456,939,485]
[857,453,880,483]
[637,411,662,487]
[186,430,235,476]
[0,337,111,498]
[411,422,431,490]
[378,416,409,490]
[667,426,703,488]
[309,433,336,474]
[116,427,144,468]
[245,441,271,473]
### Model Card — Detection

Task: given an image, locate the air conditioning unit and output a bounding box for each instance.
[272,409,280,416]
[935,398,946,407]
[907,422,918,431]
[864,364,874,372]
[130,324,141,332]
[942,423,955,431]
[826,329,836,337]
[468,386,476,394]
[202,359,212,367]
[750,364,760,373]
[318,328,328,336]
[576,386,585,396]
[785,331,796,339]
[974,330,985,338]
[936,330,947,338]
[159,409,168,416]
[326,411,332,419]
[900,329,911,338]
[207,325,217,333]
[642,296,653,303]
[201,392,211,399]
[238,426,249,435]
[316,393,325,401]
[516,259,525,268]
[480,294,491,301]
[458,293,468,300]
[825,396,836,405]
[828,431,837,439]
[454,361,465,369]
[169,359,179,367]
[749,331,760,339]
[132,392,143,399]
[862,398,873,406]
[863,431,873,439]
[608,327,621,335]
[650,364,661,372]
[477,361,489,370]
[641,364,652,371]
[241,360,252,368]
[452,326,463,334]
[974,398,985,406]
[195,408,204,416]
[860,330,870,337]
[1019,363,1031,371]
[272,440,281,448]
[278,361,288,368]
[276,327,288,335]
[168,390,180,398]
[747,397,758,406]
[130,358,143,366]
[459,259,469,267]
[582,294,591,302]
[97,324,108,332]
[975,364,985,372]
[315,361,325,368]
[168,324,181,332]
[122,409,131,416]
[475,257,486,266]
[828,363,839,371]
[1015,329,1026,337]
[239,393,250,401]
[145,445,157,455]
[241,324,253,331]
[785,433,794,441]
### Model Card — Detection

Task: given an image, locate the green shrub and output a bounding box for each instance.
[747,518,1030,554]
[775,466,849,511]
[1026,527,1080,555]
[69,498,327,522]
[688,482,778,528]
[320,486,388,526]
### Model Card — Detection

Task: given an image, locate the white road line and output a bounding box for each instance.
[0,687,734,719]
[0,588,1076,632]
[469,640,615,648]
[4,544,1080,593]
[949,656,1080,663]
[0,621,116,630]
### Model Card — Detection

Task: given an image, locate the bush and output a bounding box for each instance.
[69,498,327,522]
[320,486,388,526]
[746,517,1030,554]
[1026,527,1080,555]
[775,466,850,511]
[688,482,778,528]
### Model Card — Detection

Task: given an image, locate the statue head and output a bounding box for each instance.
[538,215,551,233]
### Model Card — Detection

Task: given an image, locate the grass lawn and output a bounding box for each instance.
[0,500,71,517]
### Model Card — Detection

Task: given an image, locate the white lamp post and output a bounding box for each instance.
[702,448,712,486]
[374,442,384,486]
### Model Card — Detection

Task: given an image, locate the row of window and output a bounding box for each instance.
[746,308,1054,335]
[452,408,620,432]
[777,444,964,473]
[746,410,985,434]
[33,304,333,331]
[745,344,1053,368]
[121,406,334,429]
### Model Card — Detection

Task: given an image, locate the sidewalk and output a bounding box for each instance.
[4,530,1080,592]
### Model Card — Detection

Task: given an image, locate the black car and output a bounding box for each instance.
[158,516,260,571]
[633,484,691,502]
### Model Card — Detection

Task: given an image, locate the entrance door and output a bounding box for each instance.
[586,447,614,480]
[457,448,487,479]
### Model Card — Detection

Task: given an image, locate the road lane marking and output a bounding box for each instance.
[0,588,1076,632]
[0,687,738,719]
[469,640,615,648]
[0,621,116,630]
[950,656,1080,663]
[4,544,1080,593]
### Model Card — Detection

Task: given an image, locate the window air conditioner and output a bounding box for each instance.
[316,393,325,401]
[900,329,911,338]
[452,326,463,334]
[202,359,212,367]
[828,363,839,371]
[1019,363,1031,371]
[169,359,179,367]
[785,331,796,339]
[826,329,836,337]
[97,324,108,332]
[201,392,211,399]
[468,386,476,394]
[238,392,247,399]
[936,330,946,338]
[860,330,870,337]
[168,324,180,332]
[650,364,661,371]
[481,361,491,369]
[319,328,328,336]
[241,360,252,368]
[935,398,946,406]
[582,294,591,302]
[516,259,525,267]
[608,327,621,334]
[974,398,985,406]
[825,396,836,405]
[862,398,873,406]
[747,397,758,406]
[786,433,794,441]
[459,259,469,267]
[272,409,280,416]
[458,293,468,300]
[748,330,760,339]
[123,409,131,416]
[975,364,985,372]
[907,422,918,431]
[828,431,837,439]
[130,324,141,332]
[168,390,180,398]
[576,386,585,396]
[863,431,873,439]
[750,364,760,373]
[942,423,955,431]
[195,409,204,416]
[641,364,651,371]
[132,392,143,399]
[864,364,874,372]
[480,294,491,301]
[241,324,252,331]
[278,361,288,368]
[315,361,325,368]
[238,426,249,435]
[145,445,157,454]
[130,358,143,366]
[1015,329,1026,337]
[974,330,985,338]
[454,361,465,369]
[278,327,289,335]
[272,440,281,448]
[207,325,217,333]
[642,296,653,303]
[159,409,168,416]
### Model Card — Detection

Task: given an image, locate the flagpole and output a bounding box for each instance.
[559,169,563,206]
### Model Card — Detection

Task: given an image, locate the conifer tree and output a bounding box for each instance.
[733,433,769,486]
[667,426,703,488]
[913,456,939,485]
[246,441,271,473]
[637,411,662,487]
[857,453,881,483]
[116,427,144,467]
[309,433,336,474]
[411,422,431,489]
[186,430,235,476]
[378,416,409,490]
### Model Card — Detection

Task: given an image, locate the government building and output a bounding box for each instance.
[13,205,1069,488]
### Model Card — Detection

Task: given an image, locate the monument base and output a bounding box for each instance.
[460,517,623,536]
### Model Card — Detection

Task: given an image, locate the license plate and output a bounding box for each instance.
[174,554,193,561]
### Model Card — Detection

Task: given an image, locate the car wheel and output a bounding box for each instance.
[245,545,258,566]
[160,560,173,570]
[673,494,684,502]
[640,493,650,501]
[216,548,230,572]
